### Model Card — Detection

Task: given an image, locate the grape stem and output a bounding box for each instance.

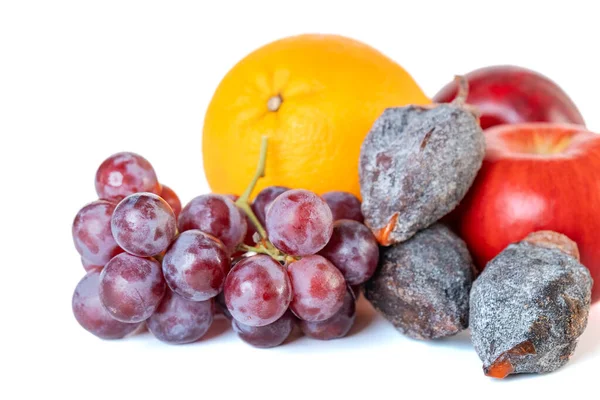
[235,136,269,240]
[234,136,285,258]
[238,244,287,262]
[237,136,268,204]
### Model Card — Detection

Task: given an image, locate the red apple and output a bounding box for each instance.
[454,123,600,302]
[434,65,585,129]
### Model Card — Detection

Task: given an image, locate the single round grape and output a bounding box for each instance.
[111,193,177,257]
[81,257,103,272]
[299,286,356,340]
[178,194,247,254]
[232,310,295,348]
[95,152,160,201]
[266,189,333,256]
[224,255,292,327]
[147,288,214,344]
[72,200,122,266]
[72,269,140,339]
[162,230,229,301]
[99,253,166,323]
[215,290,232,320]
[318,219,379,285]
[288,255,346,322]
[322,191,364,223]
[160,184,182,219]
[251,186,290,226]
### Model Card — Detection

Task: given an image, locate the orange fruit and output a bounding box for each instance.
[202,34,430,198]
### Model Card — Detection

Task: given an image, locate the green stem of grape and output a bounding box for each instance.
[237,136,268,204]
[238,244,287,262]
[237,201,268,240]
[234,136,283,257]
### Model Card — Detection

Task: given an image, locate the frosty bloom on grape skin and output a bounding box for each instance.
[162,230,230,301]
[322,191,364,223]
[300,285,356,340]
[95,152,161,201]
[266,189,334,256]
[288,255,346,322]
[224,255,292,327]
[147,288,214,344]
[72,269,141,340]
[72,200,122,266]
[318,219,379,285]
[232,310,295,348]
[251,185,290,226]
[178,194,247,254]
[99,253,166,323]
[111,193,177,257]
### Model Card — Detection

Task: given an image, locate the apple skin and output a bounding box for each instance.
[453,123,600,302]
[433,65,585,129]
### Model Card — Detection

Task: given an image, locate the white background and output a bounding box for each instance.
[1,1,599,399]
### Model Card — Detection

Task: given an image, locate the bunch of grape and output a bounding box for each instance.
[72,140,379,347]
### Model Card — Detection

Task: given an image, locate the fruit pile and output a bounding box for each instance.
[72,138,379,346]
[357,75,593,379]
[72,32,600,380]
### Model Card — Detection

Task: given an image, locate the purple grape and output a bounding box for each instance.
[232,310,295,348]
[111,192,176,257]
[178,194,247,254]
[266,189,333,256]
[251,186,289,226]
[147,288,214,344]
[162,230,229,301]
[72,200,123,266]
[160,184,182,219]
[224,255,292,327]
[322,191,363,223]
[299,286,356,340]
[99,253,166,323]
[81,257,103,272]
[72,269,140,339]
[288,255,346,322]
[318,219,379,285]
[95,152,160,201]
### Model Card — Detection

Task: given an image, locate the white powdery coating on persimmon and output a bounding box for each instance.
[266,189,334,256]
[111,193,177,257]
[72,200,122,266]
[470,241,592,376]
[359,104,485,244]
[288,255,346,322]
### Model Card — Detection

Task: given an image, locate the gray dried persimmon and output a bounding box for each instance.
[359,81,484,245]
